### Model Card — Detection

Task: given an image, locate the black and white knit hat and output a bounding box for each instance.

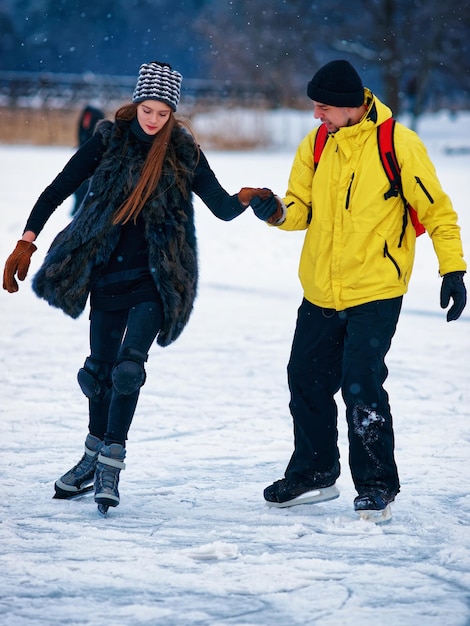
[132,61,183,112]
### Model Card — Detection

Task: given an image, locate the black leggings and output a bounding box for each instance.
[86,302,163,445]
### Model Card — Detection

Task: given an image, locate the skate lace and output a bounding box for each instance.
[96,465,119,492]
[71,453,96,477]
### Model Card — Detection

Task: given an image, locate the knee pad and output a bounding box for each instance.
[77,357,113,399]
[112,348,147,396]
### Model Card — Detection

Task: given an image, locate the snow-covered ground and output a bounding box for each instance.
[1,111,469,625]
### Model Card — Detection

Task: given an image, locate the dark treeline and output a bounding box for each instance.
[1,0,469,117]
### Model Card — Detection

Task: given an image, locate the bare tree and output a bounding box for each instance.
[194,0,322,107]
[195,0,470,122]
[328,0,470,124]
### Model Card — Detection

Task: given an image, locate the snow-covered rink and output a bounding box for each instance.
[1,112,469,625]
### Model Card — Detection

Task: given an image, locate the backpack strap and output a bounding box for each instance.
[313,123,329,171]
[377,118,401,199]
[312,119,425,243]
[377,118,425,243]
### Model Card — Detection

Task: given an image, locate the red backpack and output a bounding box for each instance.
[313,118,425,242]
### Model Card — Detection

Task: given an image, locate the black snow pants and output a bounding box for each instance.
[284,297,402,497]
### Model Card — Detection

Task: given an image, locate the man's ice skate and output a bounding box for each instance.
[94,443,126,516]
[264,477,339,508]
[354,492,395,524]
[54,434,103,499]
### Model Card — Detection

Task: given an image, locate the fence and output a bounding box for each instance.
[0,70,277,111]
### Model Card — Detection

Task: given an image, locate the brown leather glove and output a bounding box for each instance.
[237,187,273,207]
[3,240,37,293]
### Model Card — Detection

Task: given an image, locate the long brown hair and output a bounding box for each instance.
[111,103,197,225]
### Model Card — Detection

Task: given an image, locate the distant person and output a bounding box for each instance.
[251,60,467,522]
[72,105,104,214]
[3,61,271,516]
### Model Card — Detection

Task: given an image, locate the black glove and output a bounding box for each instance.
[251,194,278,221]
[440,271,467,322]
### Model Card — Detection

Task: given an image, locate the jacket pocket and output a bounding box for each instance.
[415,177,434,203]
[383,241,401,278]
[345,173,355,209]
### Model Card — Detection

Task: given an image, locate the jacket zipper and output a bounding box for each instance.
[345,173,355,209]
[415,176,434,203]
[383,242,401,278]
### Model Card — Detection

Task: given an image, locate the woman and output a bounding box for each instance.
[3,61,271,516]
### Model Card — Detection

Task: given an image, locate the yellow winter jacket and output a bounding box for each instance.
[279,90,466,310]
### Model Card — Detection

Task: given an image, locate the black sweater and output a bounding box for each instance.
[25,119,245,310]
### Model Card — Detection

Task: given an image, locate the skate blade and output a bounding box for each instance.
[357,504,392,524]
[96,495,119,516]
[97,503,109,517]
[266,484,340,509]
[53,483,94,500]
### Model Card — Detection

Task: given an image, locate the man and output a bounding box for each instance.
[252,60,467,522]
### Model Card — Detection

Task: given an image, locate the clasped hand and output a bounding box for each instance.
[237,187,273,207]
[251,193,286,225]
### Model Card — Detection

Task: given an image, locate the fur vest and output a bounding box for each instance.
[32,119,199,347]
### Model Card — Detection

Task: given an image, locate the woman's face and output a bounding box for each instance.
[136,100,172,135]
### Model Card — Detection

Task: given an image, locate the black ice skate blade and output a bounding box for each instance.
[97,503,110,517]
[53,484,94,500]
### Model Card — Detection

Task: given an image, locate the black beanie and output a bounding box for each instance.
[307,60,364,107]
